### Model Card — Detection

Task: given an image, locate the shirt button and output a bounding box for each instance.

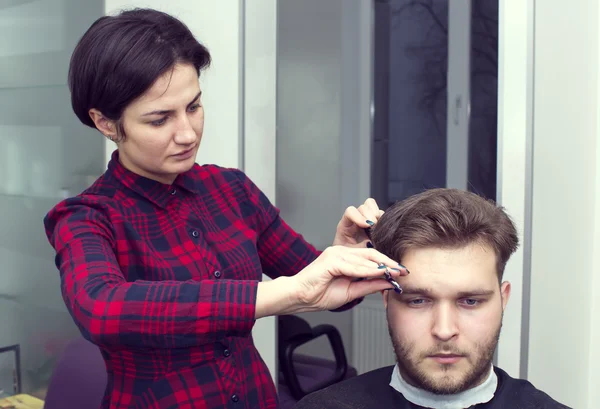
[223,349,231,357]
[191,230,199,238]
[231,394,239,403]
[170,188,177,195]
[214,271,222,278]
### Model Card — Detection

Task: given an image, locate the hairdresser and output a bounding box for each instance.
[43,8,407,409]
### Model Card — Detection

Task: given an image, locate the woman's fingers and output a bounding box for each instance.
[364,198,381,218]
[352,247,409,277]
[358,198,383,224]
[323,247,409,278]
[341,205,373,229]
[347,277,397,299]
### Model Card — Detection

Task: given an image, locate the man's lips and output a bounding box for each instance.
[429,354,464,364]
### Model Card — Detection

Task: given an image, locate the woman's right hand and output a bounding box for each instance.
[255,246,408,319]
[289,246,407,312]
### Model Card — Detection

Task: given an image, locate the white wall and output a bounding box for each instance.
[498,1,600,408]
[242,0,278,386]
[589,46,600,403]
[528,1,598,408]
[103,0,278,381]
[495,0,530,378]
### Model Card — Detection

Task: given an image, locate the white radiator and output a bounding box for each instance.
[351,297,396,374]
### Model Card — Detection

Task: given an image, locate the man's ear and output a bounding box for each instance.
[500,281,511,311]
[382,289,389,308]
[89,109,118,141]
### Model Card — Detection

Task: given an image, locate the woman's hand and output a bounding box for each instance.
[292,246,407,312]
[333,198,384,248]
[255,246,408,318]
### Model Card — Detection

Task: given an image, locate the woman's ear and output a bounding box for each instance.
[89,109,118,140]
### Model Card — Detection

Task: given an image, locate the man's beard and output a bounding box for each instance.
[388,321,501,395]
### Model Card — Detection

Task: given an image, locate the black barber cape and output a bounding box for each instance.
[294,366,571,409]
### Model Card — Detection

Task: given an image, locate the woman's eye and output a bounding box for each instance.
[151,117,167,126]
[188,104,201,112]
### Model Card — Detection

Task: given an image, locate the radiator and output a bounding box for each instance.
[351,297,396,374]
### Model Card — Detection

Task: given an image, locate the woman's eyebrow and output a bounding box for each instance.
[142,91,202,116]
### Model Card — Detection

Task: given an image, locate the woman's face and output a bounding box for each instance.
[93,63,204,184]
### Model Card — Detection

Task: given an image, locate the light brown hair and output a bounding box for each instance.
[371,188,519,279]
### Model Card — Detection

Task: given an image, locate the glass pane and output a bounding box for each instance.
[0,0,105,398]
[374,0,498,206]
[468,0,499,200]
[276,0,345,251]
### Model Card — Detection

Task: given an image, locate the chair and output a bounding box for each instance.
[43,338,107,409]
[277,315,357,408]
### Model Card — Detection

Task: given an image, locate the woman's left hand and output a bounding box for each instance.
[333,198,385,248]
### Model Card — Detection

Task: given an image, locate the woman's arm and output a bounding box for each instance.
[45,200,266,349]
[232,169,321,278]
[234,169,368,312]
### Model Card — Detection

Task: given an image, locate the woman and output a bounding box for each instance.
[43,8,406,409]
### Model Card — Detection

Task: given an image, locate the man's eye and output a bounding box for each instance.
[188,104,201,112]
[461,299,480,307]
[407,299,427,306]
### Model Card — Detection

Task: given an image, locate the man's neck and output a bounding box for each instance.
[389,365,497,409]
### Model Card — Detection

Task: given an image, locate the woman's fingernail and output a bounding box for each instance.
[399,264,410,274]
[377,263,387,269]
[390,267,401,272]
[366,241,373,248]
[366,220,375,226]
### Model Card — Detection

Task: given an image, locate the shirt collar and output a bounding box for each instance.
[106,150,200,208]
[389,364,497,409]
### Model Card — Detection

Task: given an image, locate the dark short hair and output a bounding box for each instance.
[68,8,211,135]
[371,188,519,279]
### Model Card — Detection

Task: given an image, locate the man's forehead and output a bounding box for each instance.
[399,245,499,294]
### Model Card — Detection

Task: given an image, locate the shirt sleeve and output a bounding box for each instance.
[233,169,364,312]
[232,170,321,279]
[44,198,258,349]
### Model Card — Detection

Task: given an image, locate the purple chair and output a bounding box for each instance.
[43,338,107,409]
[277,315,357,408]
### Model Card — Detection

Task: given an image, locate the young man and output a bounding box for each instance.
[295,189,570,409]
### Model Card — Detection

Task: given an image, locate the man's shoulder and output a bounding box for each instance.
[294,366,398,409]
[495,367,572,409]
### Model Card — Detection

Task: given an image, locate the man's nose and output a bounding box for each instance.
[431,303,459,341]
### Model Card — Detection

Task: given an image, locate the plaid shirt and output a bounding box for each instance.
[44,152,321,409]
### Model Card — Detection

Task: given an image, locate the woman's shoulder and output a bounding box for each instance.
[190,163,247,182]
[44,175,120,235]
[189,163,256,198]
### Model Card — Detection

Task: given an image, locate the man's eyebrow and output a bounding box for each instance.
[397,288,495,297]
[142,91,202,116]
[456,289,495,298]
[398,287,434,296]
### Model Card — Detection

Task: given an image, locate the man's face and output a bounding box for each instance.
[384,242,511,395]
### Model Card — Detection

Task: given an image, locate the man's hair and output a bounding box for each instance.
[371,188,519,279]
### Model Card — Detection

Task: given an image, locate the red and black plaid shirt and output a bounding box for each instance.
[43,152,321,409]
